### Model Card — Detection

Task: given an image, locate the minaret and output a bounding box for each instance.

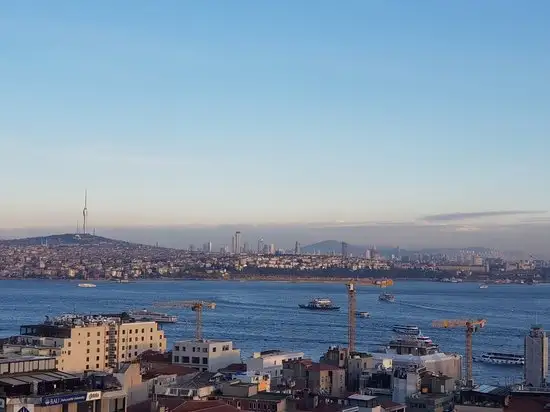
[82,190,88,235]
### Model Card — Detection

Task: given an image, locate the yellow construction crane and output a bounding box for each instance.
[153,300,215,340]
[432,319,487,387]
[347,281,356,353]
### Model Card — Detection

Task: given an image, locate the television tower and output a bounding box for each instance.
[82,190,89,235]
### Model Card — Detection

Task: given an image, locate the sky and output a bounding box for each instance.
[1,1,549,249]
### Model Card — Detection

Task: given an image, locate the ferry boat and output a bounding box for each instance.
[129,309,178,324]
[356,312,370,318]
[475,352,524,366]
[299,298,340,311]
[479,284,488,289]
[379,293,395,303]
[77,283,96,288]
[393,325,420,335]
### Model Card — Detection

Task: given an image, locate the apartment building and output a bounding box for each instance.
[246,350,304,384]
[172,339,241,372]
[3,314,166,373]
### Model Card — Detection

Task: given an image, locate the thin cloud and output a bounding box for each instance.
[423,210,546,222]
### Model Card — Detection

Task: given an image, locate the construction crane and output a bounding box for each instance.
[432,318,487,387]
[153,300,215,340]
[347,281,356,353]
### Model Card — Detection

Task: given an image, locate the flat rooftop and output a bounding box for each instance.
[174,339,234,344]
[0,370,79,386]
[0,354,56,364]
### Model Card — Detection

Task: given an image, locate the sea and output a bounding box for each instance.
[0,279,546,385]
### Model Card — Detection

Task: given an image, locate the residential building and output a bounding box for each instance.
[525,325,548,387]
[172,340,241,372]
[233,371,271,391]
[3,314,166,373]
[246,350,304,384]
[0,353,127,412]
[282,359,346,397]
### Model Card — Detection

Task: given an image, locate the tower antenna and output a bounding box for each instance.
[82,189,88,235]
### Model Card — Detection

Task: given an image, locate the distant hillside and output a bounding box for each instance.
[0,233,138,247]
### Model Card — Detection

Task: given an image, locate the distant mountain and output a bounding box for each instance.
[0,233,138,248]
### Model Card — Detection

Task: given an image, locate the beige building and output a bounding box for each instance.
[172,339,241,372]
[3,314,166,373]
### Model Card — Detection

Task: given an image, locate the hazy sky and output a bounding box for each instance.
[1,1,549,229]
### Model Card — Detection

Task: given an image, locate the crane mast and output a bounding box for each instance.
[153,300,216,340]
[432,318,487,387]
[347,281,356,353]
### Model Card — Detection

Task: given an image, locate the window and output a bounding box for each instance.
[96,364,99,369]
[141,328,144,333]
[122,338,125,343]
[135,345,138,349]
[87,341,90,346]
[192,357,200,364]
[174,356,180,362]
[175,346,180,351]
[222,345,230,351]
[96,356,100,361]
[97,340,100,345]
[97,348,100,353]
[202,348,207,353]
[123,330,126,334]
[68,342,71,347]
[129,330,132,334]
[135,329,138,334]
[141,337,144,341]
[87,332,91,337]
[192,347,196,352]
[68,351,71,355]
[182,356,190,363]
[150,344,153,348]
[129,338,132,342]
[182,346,186,352]
[122,354,125,358]
[212,347,216,353]
[150,328,153,332]
[87,349,90,354]
[86,364,90,369]
[86,357,90,362]
[97,332,101,337]
[202,357,208,365]
[122,346,125,350]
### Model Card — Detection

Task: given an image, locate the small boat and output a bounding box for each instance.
[356,312,370,318]
[393,325,420,335]
[379,293,395,303]
[129,309,178,324]
[299,298,340,311]
[78,283,96,288]
[474,352,524,366]
[479,284,488,289]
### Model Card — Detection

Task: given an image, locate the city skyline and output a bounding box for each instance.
[1,2,549,229]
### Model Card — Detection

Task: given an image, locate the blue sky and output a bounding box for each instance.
[1,1,549,228]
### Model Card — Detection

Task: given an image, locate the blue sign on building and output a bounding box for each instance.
[41,393,88,406]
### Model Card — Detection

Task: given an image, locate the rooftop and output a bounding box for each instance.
[174,339,234,344]
[0,354,56,364]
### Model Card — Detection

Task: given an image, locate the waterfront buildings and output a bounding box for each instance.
[246,350,305,385]
[172,339,241,372]
[2,314,166,373]
[524,324,548,387]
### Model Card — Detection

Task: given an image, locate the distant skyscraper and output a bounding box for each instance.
[341,242,348,258]
[257,238,264,254]
[207,241,212,253]
[294,241,300,255]
[82,190,88,235]
[235,231,241,254]
[525,325,548,387]
[231,236,236,254]
[243,242,249,253]
[268,244,275,254]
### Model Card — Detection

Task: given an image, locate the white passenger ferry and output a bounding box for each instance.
[475,352,524,366]
[393,325,421,335]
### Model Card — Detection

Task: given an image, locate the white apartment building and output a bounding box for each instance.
[246,350,304,383]
[172,339,241,372]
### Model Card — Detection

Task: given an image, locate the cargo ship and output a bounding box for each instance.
[299,298,340,311]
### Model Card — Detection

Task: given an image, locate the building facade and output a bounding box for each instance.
[524,325,548,387]
[4,314,166,373]
[172,340,241,372]
[246,350,304,384]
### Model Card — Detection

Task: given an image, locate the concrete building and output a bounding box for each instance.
[172,339,241,372]
[3,314,166,373]
[370,353,462,381]
[282,359,346,397]
[524,325,548,387]
[246,350,304,384]
[233,371,271,391]
[0,354,127,412]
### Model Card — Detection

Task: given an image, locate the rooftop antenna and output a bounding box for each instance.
[82,189,88,235]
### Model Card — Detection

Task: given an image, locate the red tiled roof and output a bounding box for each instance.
[507,396,550,412]
[142,364,198,380]
[172,400,240,412]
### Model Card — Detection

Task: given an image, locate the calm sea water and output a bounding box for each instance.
[0,279,546,385]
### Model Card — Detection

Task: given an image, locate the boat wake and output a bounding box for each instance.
[397,301,463,314]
